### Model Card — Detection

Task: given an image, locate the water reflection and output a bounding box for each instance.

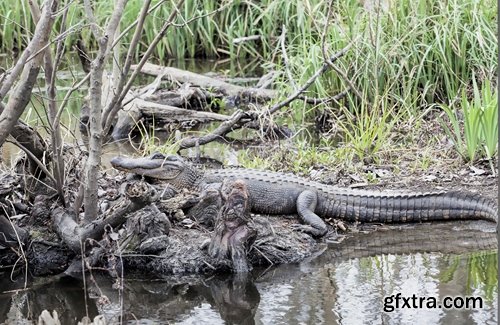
[0,222,496,324]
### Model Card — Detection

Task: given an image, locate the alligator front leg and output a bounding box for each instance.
[294,190,328,237]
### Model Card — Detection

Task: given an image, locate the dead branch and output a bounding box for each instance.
[10,121,48,178]
[268,38,357,115]
[178,110,247,150]
[136,98,230,122]
[54,181,159,253]
[112,97,231,140]
[297,88,350,105]
[233,35,262,44]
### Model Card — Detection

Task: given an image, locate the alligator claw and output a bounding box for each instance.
[291,224,315,234]
[291,224,328,237]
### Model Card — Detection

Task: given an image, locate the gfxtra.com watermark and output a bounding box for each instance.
[384,293,484,312]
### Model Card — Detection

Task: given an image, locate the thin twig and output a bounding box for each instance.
[3,210,28,289]
[297,88,350,105]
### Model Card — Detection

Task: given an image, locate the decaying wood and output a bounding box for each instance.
[137,98,229,122]
[124,37,356,150]
[209,180,256,273]
[141,83,213,109]
[130,62,276,100]
[54,181,160,253]
[10,121,48,178]
[112,97,231,139]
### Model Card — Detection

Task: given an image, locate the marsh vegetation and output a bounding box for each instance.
[0,0,497,323]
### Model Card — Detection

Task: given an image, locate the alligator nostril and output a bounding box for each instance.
[110,157,123,167]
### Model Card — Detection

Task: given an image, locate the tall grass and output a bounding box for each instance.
[440,78,498,166]
[2,0,495,86]
[266,0,496,164]
[0,0,330,60]
[1,0,496,169]
[273,0,496,114]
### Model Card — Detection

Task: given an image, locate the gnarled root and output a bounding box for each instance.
[208,180,256,273]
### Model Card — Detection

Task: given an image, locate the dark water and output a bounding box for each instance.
[0,222,497,324]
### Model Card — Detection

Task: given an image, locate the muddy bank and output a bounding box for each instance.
[0,168,324,279]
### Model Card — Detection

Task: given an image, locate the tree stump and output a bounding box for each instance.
[208,180,256,273]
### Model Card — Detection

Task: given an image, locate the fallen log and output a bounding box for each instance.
[112,97,231,139]
[130,62,276,101]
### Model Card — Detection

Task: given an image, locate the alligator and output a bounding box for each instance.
[110,153,498,236]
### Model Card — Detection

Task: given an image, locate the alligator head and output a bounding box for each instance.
[110,152,188,180]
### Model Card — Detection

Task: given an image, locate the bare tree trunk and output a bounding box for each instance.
[0,0,58,146]
[83,0,128,223]
[28,0,67,207]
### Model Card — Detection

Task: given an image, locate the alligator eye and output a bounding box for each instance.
[151,152,166,160]
[165,155,182,162]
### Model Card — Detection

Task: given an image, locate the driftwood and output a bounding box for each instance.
[130,62,276,101]
[11,121,49,178]
[119,38,357,149]
[178,110,247,149]
[140,83,214,109]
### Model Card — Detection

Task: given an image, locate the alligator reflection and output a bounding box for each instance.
[0,221,496,324]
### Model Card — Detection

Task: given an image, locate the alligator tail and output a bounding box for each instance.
[337,191,497,224]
